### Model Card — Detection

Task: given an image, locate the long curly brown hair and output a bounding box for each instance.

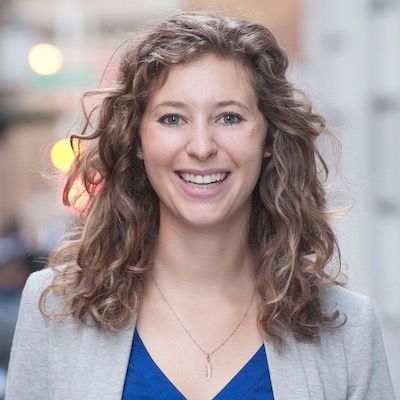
[40,11,345,345]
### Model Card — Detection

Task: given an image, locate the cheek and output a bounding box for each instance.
[236,130,266,183]
[244,154,264,184]
[140,130,180,192]
[141,128,163,163]
[231,127,266,163]
[141,124,183,158]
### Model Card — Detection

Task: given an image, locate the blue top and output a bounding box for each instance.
[122,329,274,399]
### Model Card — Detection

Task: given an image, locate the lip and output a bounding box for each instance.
[175,171,231,199]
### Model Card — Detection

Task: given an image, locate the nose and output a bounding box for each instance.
[185,123,218,161]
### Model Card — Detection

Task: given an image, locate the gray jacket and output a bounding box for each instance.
[5,269,396,400]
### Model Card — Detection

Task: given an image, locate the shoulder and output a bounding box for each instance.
[19,268,58,312]
[23,268,55,295]
[293,284,395,398]
[16,268,91,351]
[319,283,379,333]
[318,283,388,365]
[15,268,55,317]
[320,282,373,320]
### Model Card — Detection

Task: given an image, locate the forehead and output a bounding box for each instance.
[145,54,258,109]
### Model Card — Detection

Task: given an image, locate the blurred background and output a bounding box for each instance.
[0,0,399,398]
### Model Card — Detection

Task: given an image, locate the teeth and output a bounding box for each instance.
[180,172,228,184]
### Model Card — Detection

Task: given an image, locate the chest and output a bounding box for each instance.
[135,296,265,399]
[123,329,272,400]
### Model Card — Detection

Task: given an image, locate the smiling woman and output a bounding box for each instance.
[5,11,395,400]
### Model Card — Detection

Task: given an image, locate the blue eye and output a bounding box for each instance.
[159,114,181,126]
[220,113,242,125]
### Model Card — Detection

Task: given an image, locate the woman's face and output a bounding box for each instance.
[140,53,267,229]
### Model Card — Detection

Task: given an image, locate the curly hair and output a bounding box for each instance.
[40,11,345,346]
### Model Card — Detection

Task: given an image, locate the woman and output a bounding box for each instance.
[5,11,395,400]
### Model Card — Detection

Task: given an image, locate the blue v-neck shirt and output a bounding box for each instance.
[122,329,274,399]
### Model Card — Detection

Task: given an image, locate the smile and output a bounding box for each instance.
[178,172,229,185]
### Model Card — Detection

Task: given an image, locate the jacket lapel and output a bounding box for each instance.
[264,335,311,400]
[69,321,136,400]
[87,325,135,400]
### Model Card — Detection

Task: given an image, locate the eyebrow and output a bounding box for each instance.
[152,101,187,111]
[151,100,251,113]
[214,100,250,113]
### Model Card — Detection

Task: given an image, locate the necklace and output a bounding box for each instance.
[150,273,256,380]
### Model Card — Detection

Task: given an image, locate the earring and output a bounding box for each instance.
[263,149,272,158]
[137,149,143,159]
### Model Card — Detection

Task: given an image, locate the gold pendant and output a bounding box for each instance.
[206,354,212,380]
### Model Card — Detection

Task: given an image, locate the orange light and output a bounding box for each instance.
[51,139,76,172]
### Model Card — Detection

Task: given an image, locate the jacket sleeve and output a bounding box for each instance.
[346,295,396,400]
[5,271,50,400]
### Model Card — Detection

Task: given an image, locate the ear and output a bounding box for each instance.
[136,148,143,159]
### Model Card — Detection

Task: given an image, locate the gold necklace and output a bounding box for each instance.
[150,273,256,380]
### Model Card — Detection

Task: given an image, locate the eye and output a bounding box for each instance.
[158,114,182,126]
[218,113,242,126]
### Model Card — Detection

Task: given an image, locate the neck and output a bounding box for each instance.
[150,211,256,300]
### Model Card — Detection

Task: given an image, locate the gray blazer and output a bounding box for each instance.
[5,269,396,400]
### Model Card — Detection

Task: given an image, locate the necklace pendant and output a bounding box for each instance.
[206,354,212,380]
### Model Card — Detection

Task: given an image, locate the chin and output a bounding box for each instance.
[180,214,228,229]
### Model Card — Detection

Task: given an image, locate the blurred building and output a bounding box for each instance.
[0,0,399,397]
[302,1,400,395]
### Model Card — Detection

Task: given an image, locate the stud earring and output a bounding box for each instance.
[263,149,272,158]
[137,149,143,159]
